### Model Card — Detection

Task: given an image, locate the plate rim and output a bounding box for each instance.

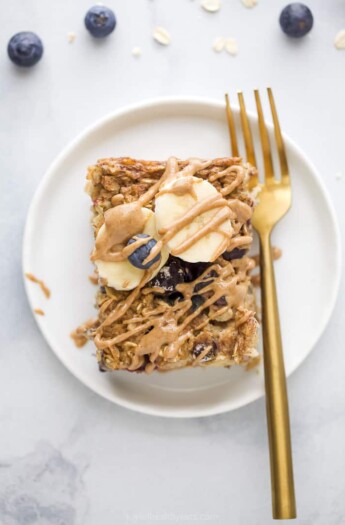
[22,96,342,418]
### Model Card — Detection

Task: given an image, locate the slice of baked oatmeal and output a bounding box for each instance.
[82,156,259,373]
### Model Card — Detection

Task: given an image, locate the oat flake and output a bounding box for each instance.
[334,29,345,50]
[212,36,226,52]
[153,27,171,46]
[225,38,238,56]
[132,47,142,57]
[67,32,76,43]
[241,0,258,8]
[201,0,221,13]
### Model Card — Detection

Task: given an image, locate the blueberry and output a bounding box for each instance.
[185,261,211,281]
[279,3,313,38]
[148,256,193,292]
[193,269,218,293]
[85,5,116,38]
[193,279,213,293]
[165,292,184,306]
[191,294,205,312]
[7,32,43,67]
[127,234,161,270]
[214,295,227,307]
[193,340,218,362]
[222,248,247,261]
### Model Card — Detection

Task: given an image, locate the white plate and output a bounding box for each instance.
[23,98,341,418]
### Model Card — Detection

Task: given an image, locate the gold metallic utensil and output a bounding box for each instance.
[225,88,296,520]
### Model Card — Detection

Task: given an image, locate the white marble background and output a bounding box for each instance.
[0,0,344,524]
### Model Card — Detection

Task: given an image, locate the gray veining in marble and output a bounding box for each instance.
[0,444,87,525]
[0,0,344,524]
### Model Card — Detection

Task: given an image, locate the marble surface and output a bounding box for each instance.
[0,0,344,523]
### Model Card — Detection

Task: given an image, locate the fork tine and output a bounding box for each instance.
[237,91,257,167]
[237,91,258,189]
[254,89,275,184]
[225,93,239,157]
[267,88,290,185]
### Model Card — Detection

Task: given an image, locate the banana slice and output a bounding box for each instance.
[95,208,169,291]
[155,177,232,263]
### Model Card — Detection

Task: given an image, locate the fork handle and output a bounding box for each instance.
[259,230,296,520]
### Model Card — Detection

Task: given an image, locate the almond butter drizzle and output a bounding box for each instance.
[170,207,232,257]
[94,257,253,367]
[92,158,251,371]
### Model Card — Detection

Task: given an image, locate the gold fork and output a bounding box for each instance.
[225,88,296,520]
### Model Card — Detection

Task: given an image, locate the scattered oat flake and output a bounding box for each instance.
[225,38,238,56]
[153,27,171,46]
[212,36,226,52]
[25,273,51,299]
[34,308,45,316]
[67,32,76,43]
[201,0,221,12]
[334,30,345,50]
[132,46,142,57]
[241,0,258,8]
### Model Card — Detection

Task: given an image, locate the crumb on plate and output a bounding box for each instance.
[25,273,51,299]
[89,273,99,285]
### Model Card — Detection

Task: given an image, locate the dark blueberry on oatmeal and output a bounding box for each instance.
[193,269,218,293]
[127,234,161,270]
[193,340,219,362]
[193,279,213,293]
[185,261,212,280]
[222,248,247,261]
[148,256,193,292]
[191,294,206,312]
[165,292,184,305]
[214,295,227,307]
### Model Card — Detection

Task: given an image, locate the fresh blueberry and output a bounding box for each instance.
[7,32,43,67]
[127,234,161,270]
[193,340,218,362]
[85,5,116,38]
[279,3,313,38]
[222,248,247,261]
